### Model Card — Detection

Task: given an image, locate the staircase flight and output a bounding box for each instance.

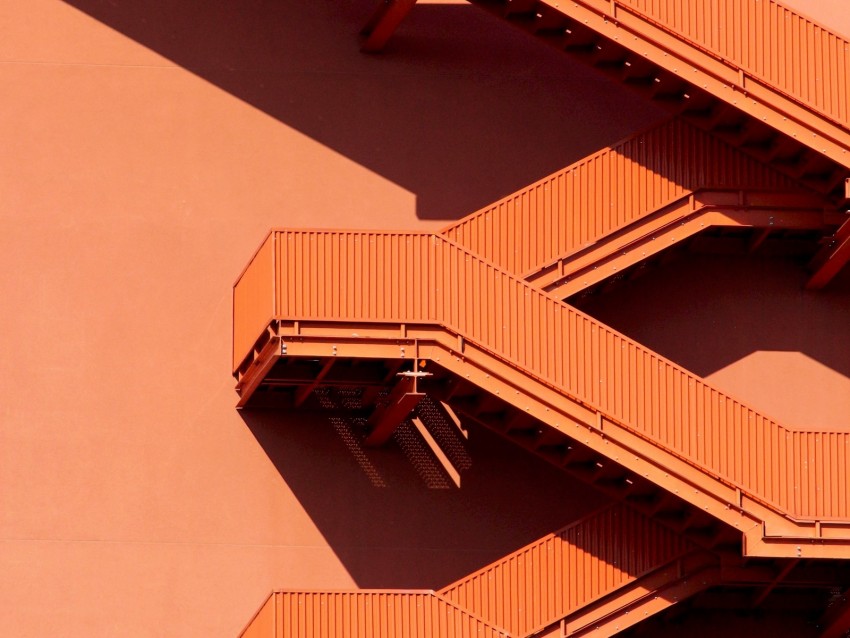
[234,229,850,556]
[238,503,713,637]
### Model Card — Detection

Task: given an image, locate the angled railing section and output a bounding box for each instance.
[233,236,276,375]
[233,230,850,555]
[463,0,850,172]
[442,118,814,280]
[560,552,719,637]
[238,590,510,638]
[437,502,698,636]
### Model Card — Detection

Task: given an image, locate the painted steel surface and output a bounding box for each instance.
[239,504,701,637]
[239,590,510,638]
[464,0,850,168]
[619,0,850,129]
[437,503,695,636]
[442,118,804,278]
[527,191,835,298]
[234,229,850,521]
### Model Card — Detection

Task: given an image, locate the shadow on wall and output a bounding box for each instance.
[576,254,850,425]
[61,0,664,221]
[241,406,607,589]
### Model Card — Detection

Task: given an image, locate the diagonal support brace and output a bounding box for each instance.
[806,215,850,290]
[365,372,427,445]
[360,0,418,53]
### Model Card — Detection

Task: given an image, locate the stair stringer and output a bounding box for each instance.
[559,554,720,637]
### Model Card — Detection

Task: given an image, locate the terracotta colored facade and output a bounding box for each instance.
[2,1,850,636]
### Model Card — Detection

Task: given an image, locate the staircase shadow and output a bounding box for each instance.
[241,404,608,589]
[60,0,664,221]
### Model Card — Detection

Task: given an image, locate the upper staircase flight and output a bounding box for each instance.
[364,0,850,198]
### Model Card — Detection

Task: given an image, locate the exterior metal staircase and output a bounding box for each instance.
[442,117,814,279]
[236,2,850,632]
[436,502,701,636]
[238,498,847,636]
[364,0,850,198]
[233,229,850,557]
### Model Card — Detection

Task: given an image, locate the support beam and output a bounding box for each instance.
[439,400,468,440]
[750,559,798,608]
[360,0,418,53]
[365,374,425,445]
[806,216,850,290]
[293,359,335,407]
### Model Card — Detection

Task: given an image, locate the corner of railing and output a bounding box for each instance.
[232,231,278,374]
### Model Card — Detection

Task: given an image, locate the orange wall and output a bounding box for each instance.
[2,1,848,636]
[0,1,656,635]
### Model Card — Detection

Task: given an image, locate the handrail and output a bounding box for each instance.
[234,228,850,521]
